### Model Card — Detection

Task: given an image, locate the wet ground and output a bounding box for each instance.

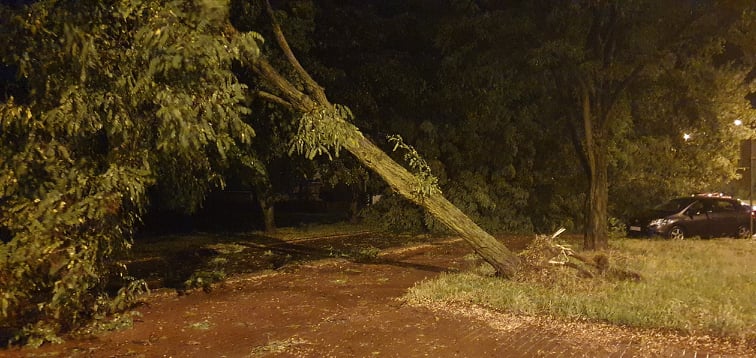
[2,231,754,357]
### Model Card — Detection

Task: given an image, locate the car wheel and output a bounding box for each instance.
[667,225,685,240]
[736,225,750,239]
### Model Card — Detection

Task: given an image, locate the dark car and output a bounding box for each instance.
[628,195,752,240]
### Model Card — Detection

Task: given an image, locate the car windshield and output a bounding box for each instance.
[654,198,696,212]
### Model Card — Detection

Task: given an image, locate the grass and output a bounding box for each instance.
[404,237,756,341]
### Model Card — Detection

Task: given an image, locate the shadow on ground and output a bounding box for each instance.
[123,230,477,292]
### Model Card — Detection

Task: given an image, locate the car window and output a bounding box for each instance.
[711,199,738,212]
[687,201,705,214]
[726,201,739,211]
[656,198,695,212]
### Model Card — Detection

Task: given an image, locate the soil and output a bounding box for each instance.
[2,231,754,357]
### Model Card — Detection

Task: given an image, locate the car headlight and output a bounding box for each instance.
[649,218,672,227]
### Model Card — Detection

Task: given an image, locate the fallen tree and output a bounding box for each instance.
[236,0,521,277]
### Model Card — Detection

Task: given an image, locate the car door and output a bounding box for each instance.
[682,200,711,237]
[706,199,739,237]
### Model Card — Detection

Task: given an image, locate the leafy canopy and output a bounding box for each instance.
[0,0,262,345]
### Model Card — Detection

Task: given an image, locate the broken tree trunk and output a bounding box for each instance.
[235,1,521,277]
[520,232,642,281]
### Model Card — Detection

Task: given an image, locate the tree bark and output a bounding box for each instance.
[580,89,609,250]
[342,131,521,276]
[349,188,360,223]
[585,148,609,250]
[259,197,276,232]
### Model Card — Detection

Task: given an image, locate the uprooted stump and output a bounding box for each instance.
[516,233,642,282]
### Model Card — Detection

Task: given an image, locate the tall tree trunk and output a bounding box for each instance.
[580,89,609,250]
[585,148,609,250]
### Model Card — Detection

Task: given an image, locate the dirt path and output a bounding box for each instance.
[3,235,754,357]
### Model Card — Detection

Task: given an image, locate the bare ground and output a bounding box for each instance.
[2,232,754,357]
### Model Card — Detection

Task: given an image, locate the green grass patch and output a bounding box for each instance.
[405,238,756,340]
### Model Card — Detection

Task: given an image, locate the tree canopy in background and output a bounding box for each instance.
[309,0,754,246]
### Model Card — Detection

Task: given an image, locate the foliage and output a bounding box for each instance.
[528,0,755,247]
[289,104,355,160]
[387,134,441,199]
[0,0,753,345]
[405,238,756,341]
[184,267,227,293]
[309,1,568,234]
[607,217,627,240]
[360,194,428,234]
[354,246,381,262]
[0,0,262,345]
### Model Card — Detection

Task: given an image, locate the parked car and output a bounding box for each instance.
[627,195,752,240]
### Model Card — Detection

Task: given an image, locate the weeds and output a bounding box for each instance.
[184,269,226,292]
[355,246,381,262]
[74,311,143,338]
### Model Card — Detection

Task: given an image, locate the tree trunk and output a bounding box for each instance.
[252,174,277,232]
[580,89,609,250]
[584,148,609,250]
[342,130,521,276]
[349,189,360,223]
[259,198,276,232]
[240,5,520,276]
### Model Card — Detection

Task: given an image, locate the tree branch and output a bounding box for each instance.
[254,90,292,108]
[252,58,318,112]
[263,0,329,107]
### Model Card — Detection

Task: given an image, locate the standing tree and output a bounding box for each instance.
[0,0,262,345]
[527,0,755,249]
